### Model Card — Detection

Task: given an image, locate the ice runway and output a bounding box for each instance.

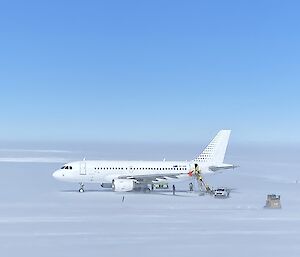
[0,146,300,257]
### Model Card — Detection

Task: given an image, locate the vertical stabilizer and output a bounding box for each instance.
[193,130,231,164]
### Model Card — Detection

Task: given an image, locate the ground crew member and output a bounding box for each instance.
[172,185,176,195]
[189,182,193,192]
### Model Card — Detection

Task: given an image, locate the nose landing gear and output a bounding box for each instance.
[79,183,84,193]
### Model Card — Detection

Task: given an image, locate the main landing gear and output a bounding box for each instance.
[79,183,84,193]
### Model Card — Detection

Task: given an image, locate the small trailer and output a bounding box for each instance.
[264,194,282,209]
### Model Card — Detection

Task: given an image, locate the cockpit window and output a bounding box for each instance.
[61,165,72,170]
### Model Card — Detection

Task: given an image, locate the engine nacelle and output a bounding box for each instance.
[112,179,135,192]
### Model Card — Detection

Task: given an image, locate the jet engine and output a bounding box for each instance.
[112,179,135,192]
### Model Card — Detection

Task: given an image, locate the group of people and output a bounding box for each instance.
[172,183,194,195]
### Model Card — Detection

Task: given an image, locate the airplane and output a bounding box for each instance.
[52,130,236,193]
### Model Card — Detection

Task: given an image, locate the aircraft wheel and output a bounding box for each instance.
[79,188,84,193]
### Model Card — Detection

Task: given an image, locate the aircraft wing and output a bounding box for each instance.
[118,172,189,183]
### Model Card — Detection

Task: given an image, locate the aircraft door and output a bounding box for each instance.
[80,161,86,175]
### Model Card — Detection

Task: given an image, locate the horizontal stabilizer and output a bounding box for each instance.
[209,164,239,172]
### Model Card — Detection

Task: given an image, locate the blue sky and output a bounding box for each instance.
[0,0,299,144]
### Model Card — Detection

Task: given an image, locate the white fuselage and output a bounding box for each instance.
[53,160,211,184]
[52,130,234,192]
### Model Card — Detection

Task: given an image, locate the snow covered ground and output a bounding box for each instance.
[0,143,300,257]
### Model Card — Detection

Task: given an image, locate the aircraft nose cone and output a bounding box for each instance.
[52,170,60,179]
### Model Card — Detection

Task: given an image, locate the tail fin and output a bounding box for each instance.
[193,130,231,164]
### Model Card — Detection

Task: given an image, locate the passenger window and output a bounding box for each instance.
[70,166,72,170]
[65,166,69,169]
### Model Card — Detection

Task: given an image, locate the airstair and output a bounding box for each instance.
[193,164,214,195]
